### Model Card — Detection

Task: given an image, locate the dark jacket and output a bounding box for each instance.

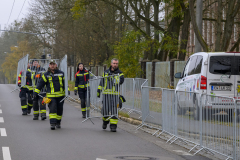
[97,66,124,95]
[75,68,89,91]
[34,68,65,98]
[26,69,33,90]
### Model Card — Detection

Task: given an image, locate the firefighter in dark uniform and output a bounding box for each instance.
[25,64,33,114]
[97,58,124,132]
[18,63,33,115]
[33,60,65,130]
[74,63,89,118]
[32,60,47,120]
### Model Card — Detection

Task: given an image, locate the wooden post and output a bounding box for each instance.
[96,65,99,76]
[170,59,179,87]
[103,64,107,71]
[141,59,150,79]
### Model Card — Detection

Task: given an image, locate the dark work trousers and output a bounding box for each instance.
[20,88,28,112]
[78,89,87,116]
[33,93,46,117]
[101,94,119,128]
[48,96,64,125]
[27,90,33,111]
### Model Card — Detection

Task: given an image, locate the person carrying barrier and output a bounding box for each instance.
[33,60,65,130]
[31,60,47,120]
[74,63,89,118]
[18,63,32,115]
[97,58,124,132]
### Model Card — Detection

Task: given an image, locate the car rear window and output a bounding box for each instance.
[209,56,232,74]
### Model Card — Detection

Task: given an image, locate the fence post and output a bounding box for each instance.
[103,64,107,72]
[151,59,160,87]
[96,65,99,76]
[141,59,150,79]
[170,59,179,88]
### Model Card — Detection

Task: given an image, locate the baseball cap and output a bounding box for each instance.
[49,59,56,64]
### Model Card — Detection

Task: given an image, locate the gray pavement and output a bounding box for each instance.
[0,84,211,160]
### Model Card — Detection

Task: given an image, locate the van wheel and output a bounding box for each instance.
[193,98,200,120]
[177,104,186,115]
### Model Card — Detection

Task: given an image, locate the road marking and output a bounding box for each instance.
[0,128,7,136]
[0,109,2,114]
[2,147,11,160]
[0,117,4,123]
[173,150,193,156]
[96,158,107,160]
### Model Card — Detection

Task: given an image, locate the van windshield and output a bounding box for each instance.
[209,56,232,74]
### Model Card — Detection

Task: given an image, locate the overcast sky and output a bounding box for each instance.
[0,0,30,29]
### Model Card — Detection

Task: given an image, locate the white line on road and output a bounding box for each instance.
[0,109,2,114]
[2,147,11,160]
[0,117,4,123]
[96,158,107,160]
[173,150,193,156]
[0,128,7,136]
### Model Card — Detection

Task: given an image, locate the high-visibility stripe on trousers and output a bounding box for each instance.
[48,97,64,124]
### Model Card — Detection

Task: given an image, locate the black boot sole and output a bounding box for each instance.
[41,117,47,120]
[33,118,38,120]
[110,129,117,132]
[56,125,61,129]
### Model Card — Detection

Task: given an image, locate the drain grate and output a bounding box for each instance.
[116,156,158,160]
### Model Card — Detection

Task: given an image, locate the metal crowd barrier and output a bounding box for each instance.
[137,86,162,131]
[120,78,148,119]
[132,87,240,160]
[12,54,29,92]
[83,74,120,123]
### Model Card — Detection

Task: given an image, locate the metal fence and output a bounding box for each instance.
[15,54,29,90]
[83,74,120,123]
[59,55,68,97]
[119,78,148,118]
[135,88,240,160]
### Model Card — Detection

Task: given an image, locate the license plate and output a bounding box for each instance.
[211,86,231,91]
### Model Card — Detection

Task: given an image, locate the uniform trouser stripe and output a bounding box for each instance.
[40,110,46,113]
[28,103,33,107]
[102,117,110,121]
[110,119,118,124]
[21,105,27,109]
[49,113,57,119]
[33,111,39,114]
[56,115,62,120]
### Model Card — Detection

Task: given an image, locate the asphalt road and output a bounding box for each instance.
[0,84,211,160]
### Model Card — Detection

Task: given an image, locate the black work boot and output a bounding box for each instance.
[110,124,117,132]
[102,120,109,130]
[27,109,31,114]
[33,114,39,120]
[50,124,55,130]
[56,123,61,129]
[82,111,86,118]
[41,113,47,120]
[22,110,27,115]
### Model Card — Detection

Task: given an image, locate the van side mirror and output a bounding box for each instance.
[174,72,182,79]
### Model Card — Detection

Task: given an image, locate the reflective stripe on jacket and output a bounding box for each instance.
[75,69,89,90]
[34,68,65,98]
[98,67,124,95]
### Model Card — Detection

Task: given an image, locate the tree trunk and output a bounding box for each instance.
[221,0,240,51]
[179,7,191,60]
[215,0,222,51]
[189,0,208,52]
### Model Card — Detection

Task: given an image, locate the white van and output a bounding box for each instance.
[175,52,240,120]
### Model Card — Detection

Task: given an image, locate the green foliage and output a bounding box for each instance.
[105,30,152,78]
[71,0,90,19]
